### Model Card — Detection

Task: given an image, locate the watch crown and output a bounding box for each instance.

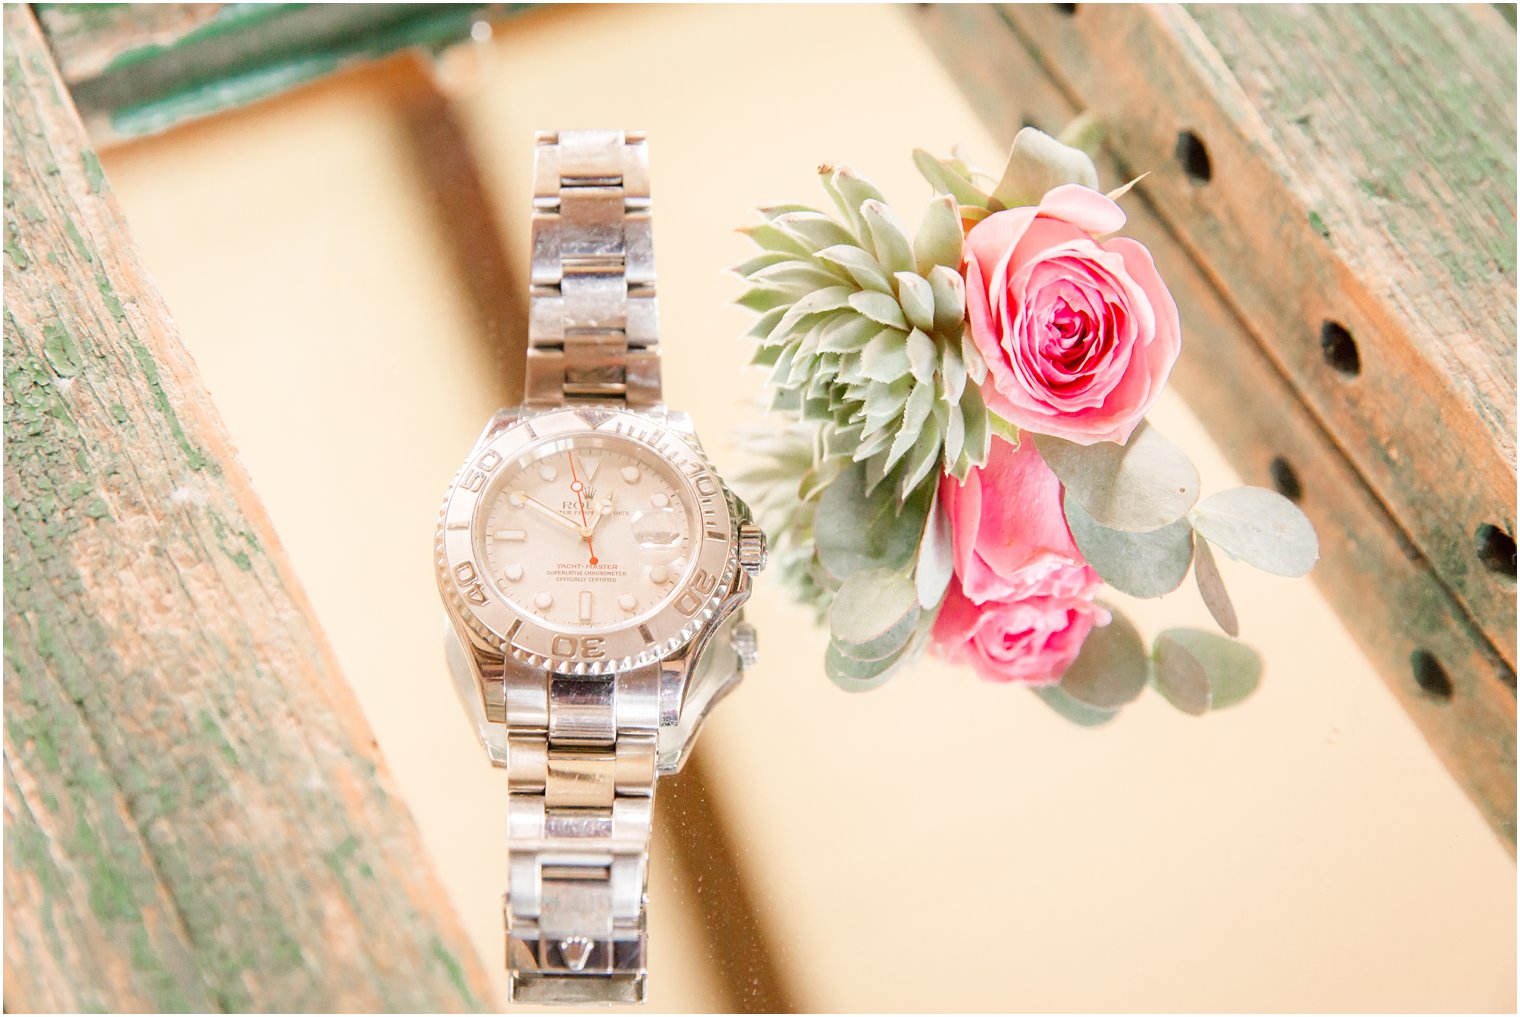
[731,620,759,671]
[737,521,767,576]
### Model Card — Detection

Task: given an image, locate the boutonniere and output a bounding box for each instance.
[735,120,1319,722]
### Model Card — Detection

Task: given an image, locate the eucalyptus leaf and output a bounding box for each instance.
[1160,629,1262,710]
[860,200,915,276]
[915,485,954,608]
[825,638,910,692]
[830,568,921,660]
[814,459,933,581]
[1064,494,1195,598]
[1031,684,1118,727]
[915,193,964,274]
[1058,605,1150,709]
[1151,635,1210,716]
[1034,422,1200,532]
[911,148,996,208]
[1192,537,1240,637]
[1189,487,1319,578]
[991,127,1100,209]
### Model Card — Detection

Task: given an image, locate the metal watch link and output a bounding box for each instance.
[434,130,765,1005]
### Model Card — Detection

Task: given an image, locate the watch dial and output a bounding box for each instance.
[476,435,696,631]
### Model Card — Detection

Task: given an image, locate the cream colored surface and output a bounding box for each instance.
[102,4,1514,1012]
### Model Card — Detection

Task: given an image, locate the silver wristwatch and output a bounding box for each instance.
[434,130,765,1004]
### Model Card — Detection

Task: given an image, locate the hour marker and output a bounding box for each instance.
[649,564,670,585]
[538,463,558,482]
[579,591,592,622]
[508,492,525,508]
[650,493,669,508]
[495,529,526,542]
[534,592,553,610]
[582,455,602,479]
[621,466,641,484]
[504,564,524,582]
[618,593,637,612]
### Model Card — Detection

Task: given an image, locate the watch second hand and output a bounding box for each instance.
[567,452,598,566]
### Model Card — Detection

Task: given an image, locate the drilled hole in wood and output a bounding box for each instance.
[1475,524,1517,580]
[1053,3,1078,15]
[1319,320,1361,376]
[1174,130,1211,183]
[1268,456,1303,504]
[1410,650,1453,702]
[1022,117,1039,132]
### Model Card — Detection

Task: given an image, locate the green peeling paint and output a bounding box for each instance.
[1307,210,1329,240]
[127,338,208,472]
[80,151,105,194]
[41,322,81,377]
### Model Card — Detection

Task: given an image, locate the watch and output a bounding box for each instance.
[434,129,766,1004]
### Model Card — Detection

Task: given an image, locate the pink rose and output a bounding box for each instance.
[941,434,1083,604]
[932,435,1104,684]
[963,184,1182,445]
[932,567,1102,685]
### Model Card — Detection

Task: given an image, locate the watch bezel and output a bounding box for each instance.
[435,407,737,675]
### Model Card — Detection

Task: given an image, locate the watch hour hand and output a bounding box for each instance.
[511,490,582,535]
[582,490,616,539]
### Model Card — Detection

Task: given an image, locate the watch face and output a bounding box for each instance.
[437,407,737,674]
[475,435,696,631]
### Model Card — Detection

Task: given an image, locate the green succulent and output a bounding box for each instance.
[734,166,992,502]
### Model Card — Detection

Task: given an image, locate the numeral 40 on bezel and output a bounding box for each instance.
[453,561,488,605]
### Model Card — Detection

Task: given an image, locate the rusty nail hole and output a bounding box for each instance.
[1174,130,1211,183]
[1268,456,1303,504]
[1410,650,1453,702]
[1319,320,1361,377]
[1475,523,1517,580]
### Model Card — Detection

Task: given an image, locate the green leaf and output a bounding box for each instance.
[731,251,796,278]
[849,290,908,330]
[749,261,846,294]
[1064,494,1195,598]
[813,459,934,581]
[815,314,879,354]
[860,199,915,276]
[1189,487,1319,578]
[758,202,821,220]
[825,638,910,692]
[740,221,812,256]
[895,272,936,333]
[1055,111,1105,159]
[955,385,991,477]
[927,265,965,335]
[914,192,965,274]
[828,167,886,224]
[1151,629,1263,713]
[991,126,1100,209]
[938,335,967,403]
[912,148,996,208]
[736,287,792,313]
[1034,422,1200,532]
[1031,685,1118,727]
[1058,605,1149,710]
[915,486,954,608]
[1192,537,1240,638]
[904,328,937,384]
[859,329,911,382]
[898,415,945,499]
[772,286,856,340]
[814,244,893,294]
[774,211,857,253]
[830,568,921,660]
[861,374,913,432]
[961,332,988,384]
[988,413,1020,445]
[885,382,935,471]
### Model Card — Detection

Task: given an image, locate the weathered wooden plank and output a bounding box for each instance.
[912,3,1516,846]
[983,3,1517,668]
[2,6,497,1010]
[34,2,524,143]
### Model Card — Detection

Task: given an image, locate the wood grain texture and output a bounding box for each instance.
[34,2,522,143]
[995,2,1516,667]
[2,6,497,1011]
[912,3,1516,846]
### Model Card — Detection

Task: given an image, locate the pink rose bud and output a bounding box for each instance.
[963,184,1182,446]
